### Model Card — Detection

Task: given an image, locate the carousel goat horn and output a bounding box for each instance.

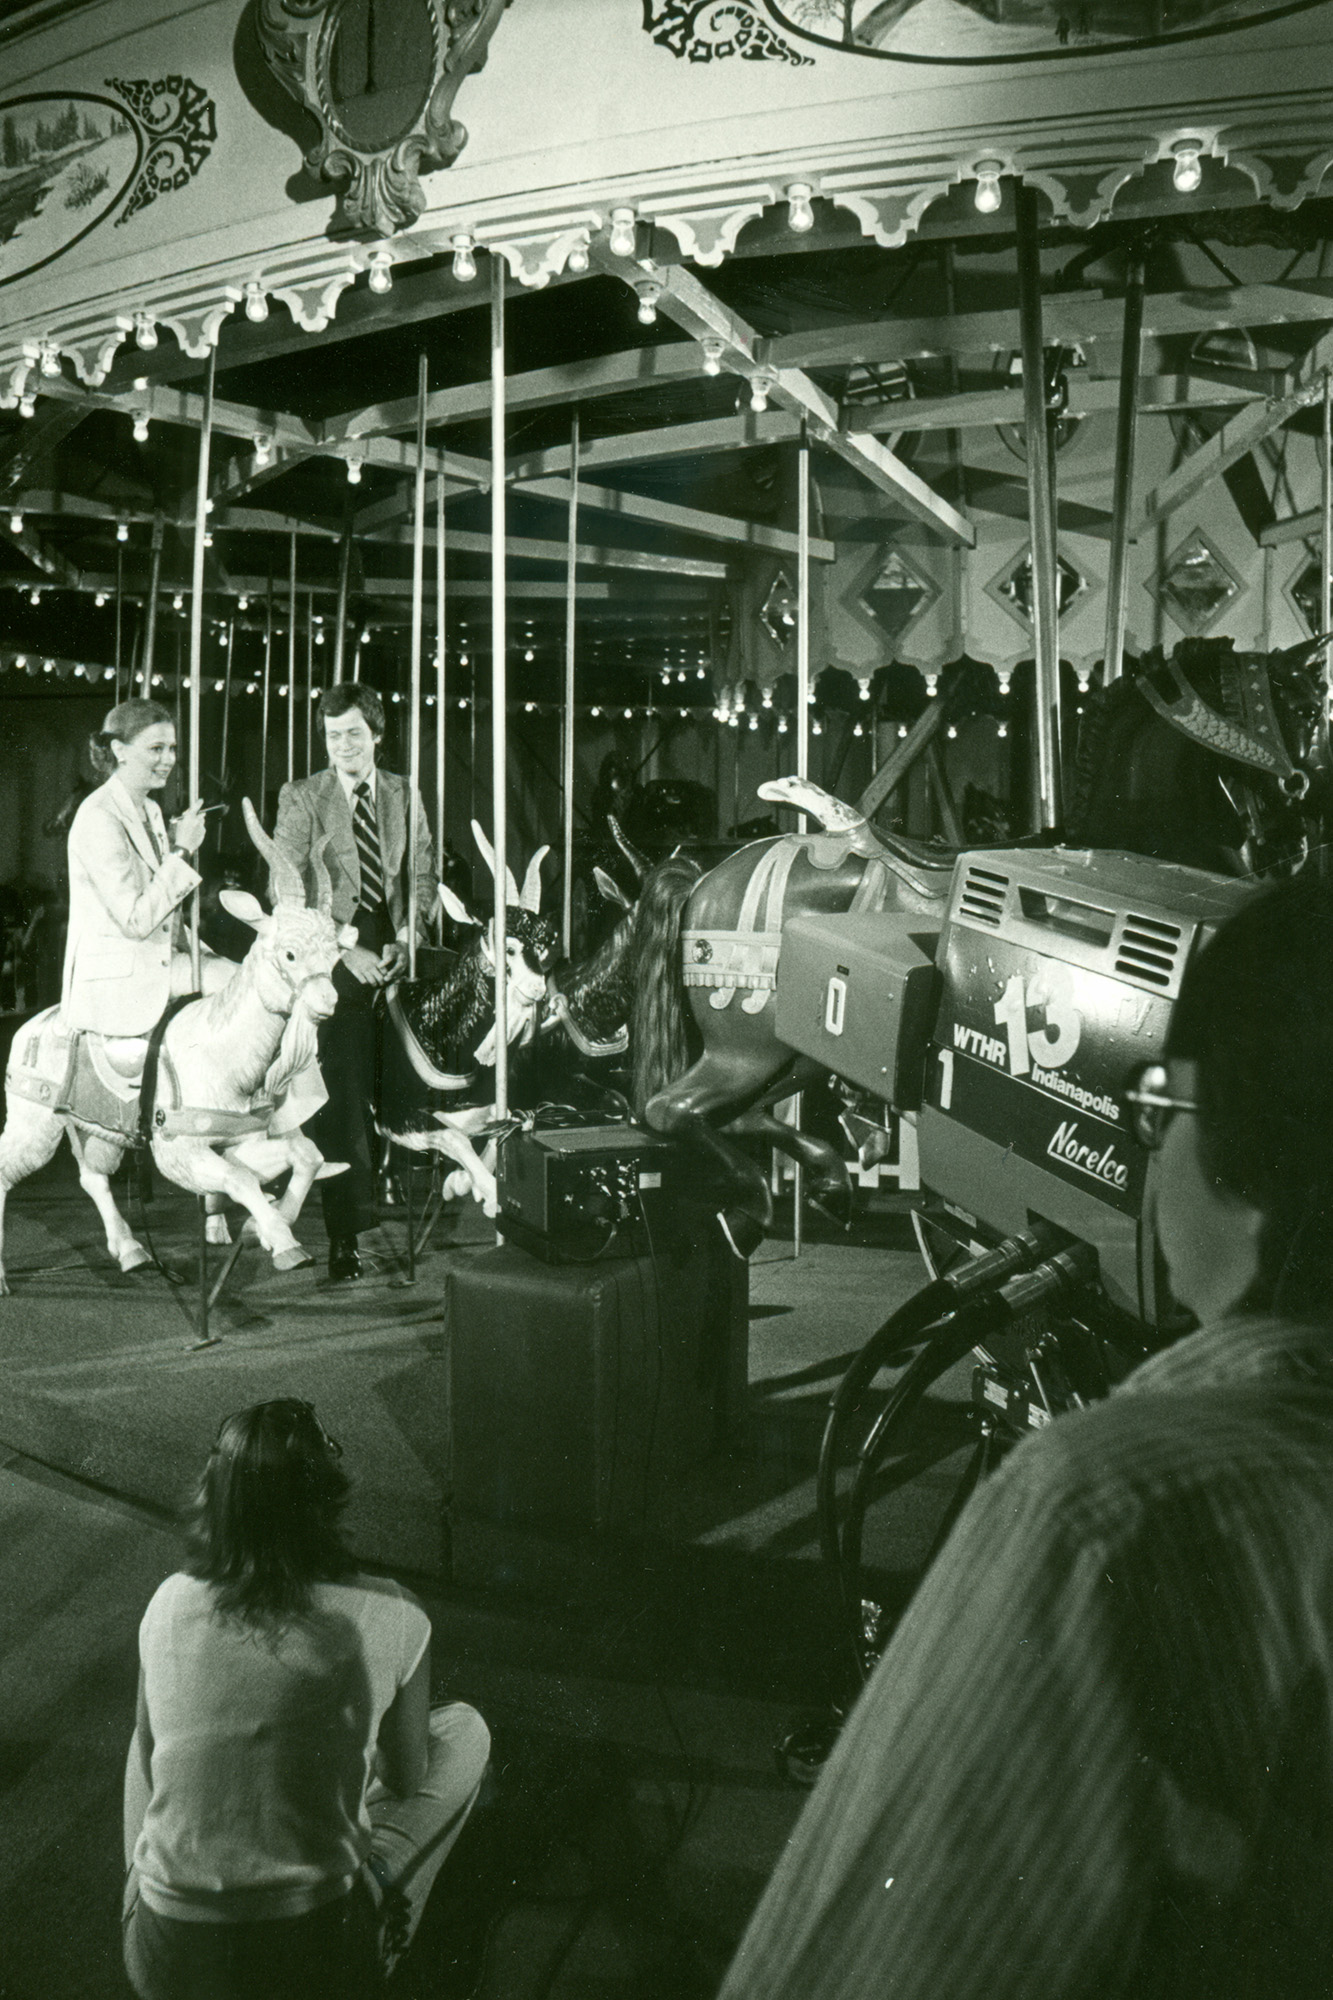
[471,818,520,907]
[242,797,305,907]
[607,814,649,883]
[520,845,550,913]
[310,834,334,918]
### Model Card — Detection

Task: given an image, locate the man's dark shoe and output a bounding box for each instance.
[329,1235,364,1282]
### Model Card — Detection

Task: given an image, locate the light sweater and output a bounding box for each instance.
[134,1570,429,1923]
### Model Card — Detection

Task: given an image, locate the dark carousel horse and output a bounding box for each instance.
[1066,635,1330,876]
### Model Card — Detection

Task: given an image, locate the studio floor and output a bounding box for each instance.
[0,1151,955,2000]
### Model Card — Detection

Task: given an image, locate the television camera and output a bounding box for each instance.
[772,845,1256,1678]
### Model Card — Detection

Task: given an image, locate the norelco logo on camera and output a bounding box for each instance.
[1046,1119,1129,1191]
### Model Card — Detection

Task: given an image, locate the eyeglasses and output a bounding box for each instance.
[1120,1061,1200,1152]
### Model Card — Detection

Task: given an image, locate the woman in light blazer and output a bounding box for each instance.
[61,699,215,1036]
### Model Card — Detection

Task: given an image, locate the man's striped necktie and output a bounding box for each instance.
[352,780,385,911]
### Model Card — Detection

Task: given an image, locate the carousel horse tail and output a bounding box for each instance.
[629,855,702,1119]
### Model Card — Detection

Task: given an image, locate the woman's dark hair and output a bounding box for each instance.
[89,698,174,779]
[183,1399,355,1623]
[318,681,385,738]
[1166,872,1333,1318]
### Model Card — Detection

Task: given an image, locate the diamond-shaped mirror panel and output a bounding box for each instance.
[1286,546,1323,635]
[984,544,1086,631]
[1150,530,1243,637]
[760,569,798,648]
[862,550,939,648]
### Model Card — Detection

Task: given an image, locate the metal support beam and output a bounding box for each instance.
[139,516,164,698]
[1015,183,1061,832]
[1132,384,1321,536]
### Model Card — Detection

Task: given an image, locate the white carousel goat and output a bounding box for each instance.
[0,801,348,1295]
[381,822,557,1215]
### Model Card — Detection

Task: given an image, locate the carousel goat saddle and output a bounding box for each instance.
[5,1007,145,1141]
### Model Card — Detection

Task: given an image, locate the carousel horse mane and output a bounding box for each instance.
[630,855,703,1118]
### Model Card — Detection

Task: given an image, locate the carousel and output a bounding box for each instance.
[1,0,1332,1983]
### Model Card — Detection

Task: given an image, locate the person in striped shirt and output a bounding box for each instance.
[720,872,1333,2000]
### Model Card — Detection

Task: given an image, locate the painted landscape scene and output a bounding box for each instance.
[0,95,138,285]
[771,0,1321,58]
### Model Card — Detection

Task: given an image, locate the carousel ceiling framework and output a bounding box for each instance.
[6,138,1333,721]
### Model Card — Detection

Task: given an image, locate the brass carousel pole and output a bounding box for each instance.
[333,514,351,685]
[1103,253,1145,684]
[561,411,580,959]
[139,514,164,697]
[1322,372,1332,690]
[792,428,812,1259]
[186,352,215,993]
[286,531,297,785]
[219,615,235,825]
[260,575,273,817]
[113,542,124,704]
[1015,182,1062,830]
[305,590,315,776]
[490,252,510,1123]
[408,350,428,980]
[434,475,446,885]
[1312,372,1320,692]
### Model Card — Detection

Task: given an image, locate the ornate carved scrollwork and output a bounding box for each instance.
[256,0,511,236]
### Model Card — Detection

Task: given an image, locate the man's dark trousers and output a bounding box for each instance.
[309,904,391,1240]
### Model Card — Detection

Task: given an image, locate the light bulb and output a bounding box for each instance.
[172,593,183,611]
[590,705,601,718]
[361,628,372,645]
[973,160,1004,214]
[19,392,35,418]
[812,719,823,736]
[761,687,773,708]
[748,713,759,731]
[95,591,107,607]
[116,522,128,543]
[203,530,213,548]
[701,338,724,376]
[391,690,401,703]
[252,431,273,466]
[524,647,535,662]
[749,370,775,413]
[1076,671,1091,693]
[38,338,61,376]
[635,279,661,325]
[924,672,939,698]
[898,723,908,740]
[946,724,958,739]
[451,232,477,282]
[777,715,788,733]
[624,707,634,719]
[345,456,362,484]
[858,677,871,701]
[997,722,1008,739]
[28,588,40,605]
[314,628,324,645]
[786,181,814,232]
[238,594,249,611]
[1172,140,1203,194]
[133,412,149,443]
[728,713,739,729]
[8,509,21,535]
[697,666,707,679]
[367,249,393,294]
[104,667,115,680]
[566,239,589,274]
[243,281,268,323]
[608,206,637,257]
[213,678,225,692]
[459,652,469,666]
[14,654,25,668]
[997,672,1012,696]
[524,700,536,712]
[132,313,156,351]
[677,671,686,683]
[458,697,468,710]
[425,694,435,707]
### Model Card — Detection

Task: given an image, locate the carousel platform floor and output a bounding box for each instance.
[0,1150,957,2000]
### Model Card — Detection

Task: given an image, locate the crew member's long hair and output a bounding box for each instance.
[1166,872,1333,1320]
[183,1399,355,1625]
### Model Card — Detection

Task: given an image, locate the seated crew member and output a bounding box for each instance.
[62,699,227,1036]
[122,1398,490,2000]
[719,873,1333,2000]
[273,684,432,1281]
